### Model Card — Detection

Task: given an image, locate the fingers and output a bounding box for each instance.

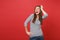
[41,5,43,9]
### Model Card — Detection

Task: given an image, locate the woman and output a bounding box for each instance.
[24,5,48,40]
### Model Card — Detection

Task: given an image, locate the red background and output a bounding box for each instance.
[0,0,60,40]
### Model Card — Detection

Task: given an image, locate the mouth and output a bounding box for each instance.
[35,12,38,13]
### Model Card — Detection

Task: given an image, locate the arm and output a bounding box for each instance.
[25,27,32,36]
[41,5,48,19]
[24,14,34,35]
[24,14,33,27]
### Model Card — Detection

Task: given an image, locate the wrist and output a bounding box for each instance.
[41,8,43,11]
[26,31,29,33]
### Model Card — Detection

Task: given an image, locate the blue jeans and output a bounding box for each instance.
[30,36,44,40]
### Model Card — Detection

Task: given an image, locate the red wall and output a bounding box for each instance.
[0,0,60,40]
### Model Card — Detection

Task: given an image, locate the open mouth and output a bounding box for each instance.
[35,12,38,13]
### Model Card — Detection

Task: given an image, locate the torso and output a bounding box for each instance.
[29,14,43,37]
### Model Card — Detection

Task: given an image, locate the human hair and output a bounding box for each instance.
[32,5,42,25]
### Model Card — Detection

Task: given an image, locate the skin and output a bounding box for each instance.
[25,5,46,36]
[35,7,40,15]
[35,5,43,19]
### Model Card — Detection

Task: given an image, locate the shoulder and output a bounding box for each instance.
[30,13,34,17]
[27,13,34,18]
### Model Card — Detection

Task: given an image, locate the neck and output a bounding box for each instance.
[36,14,39,16]
[36,14,39,19]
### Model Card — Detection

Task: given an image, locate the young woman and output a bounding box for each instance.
[24,5,48,40]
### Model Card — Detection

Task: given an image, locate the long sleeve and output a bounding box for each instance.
[42,9,48,19]
[24,14,34,27]
[42,12,48,19]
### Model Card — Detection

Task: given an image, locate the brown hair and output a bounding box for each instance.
[32,5,42,25]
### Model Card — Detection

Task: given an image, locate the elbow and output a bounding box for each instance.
[24,22,27,27]
[45,13,48,19]
[45,12,48,17]
[44,13,48,19]
[46,13,48,17]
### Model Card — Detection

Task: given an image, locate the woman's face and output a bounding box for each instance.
[35,7,41,14]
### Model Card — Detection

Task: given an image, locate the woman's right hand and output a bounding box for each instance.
[25,27,32,36]
[26,31,32,36]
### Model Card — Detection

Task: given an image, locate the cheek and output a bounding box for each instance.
[35,9,40,13]
[35,10,37,12]
[38,9,40,12]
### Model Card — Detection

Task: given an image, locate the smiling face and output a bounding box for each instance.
[35,6,41,15]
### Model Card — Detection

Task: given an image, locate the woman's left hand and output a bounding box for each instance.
[41,5,43,10]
